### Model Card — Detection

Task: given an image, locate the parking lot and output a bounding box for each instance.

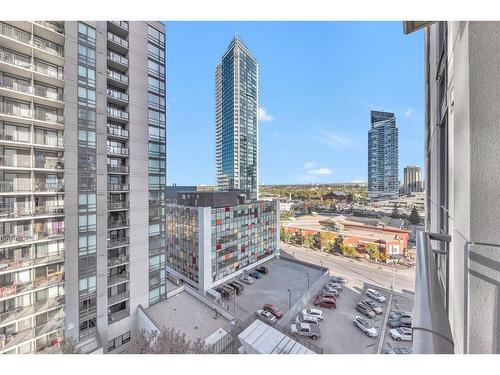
[381,290,414,353]
[219,257,323,321]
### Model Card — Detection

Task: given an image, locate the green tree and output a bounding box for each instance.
[409,206,420,225]
[62,336,81,354]
[340,244,359,258]
[391,203,400,218]
[280,227,292,243]
[303,234,315,249]
[365,243,381,261]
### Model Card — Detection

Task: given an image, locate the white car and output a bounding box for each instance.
[366,288,386,303]
[361,299,383,314]
[327,282,342,291]
[295,313,320,325]
[390,327,413,341]
[256,309,277,323]
[301,308,324,320]
[323,285,340,296]
[352,316,378,337]
[240,275,254,285]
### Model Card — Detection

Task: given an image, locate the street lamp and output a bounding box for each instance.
[306,272,310,289]
[287,289,291,309]
[320,261,323,273]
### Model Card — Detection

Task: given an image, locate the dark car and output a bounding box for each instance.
[388,316,412,328]
[263,304,284,319]
[330,276,348,284]
[215,286,231,299]
[249,271,262,279]
[313,297,336,309]
[228,281,244,295]
[356,302,376,318]
[389,310,412,320]
[256,266,269,274]
[317,291,337,301]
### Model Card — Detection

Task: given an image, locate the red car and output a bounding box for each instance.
[263,304,284,319]
[317,291,337,301]
[313,297,337,309]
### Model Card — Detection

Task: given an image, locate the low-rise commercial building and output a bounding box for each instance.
[166,191,280,291]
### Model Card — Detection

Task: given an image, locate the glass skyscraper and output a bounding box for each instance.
[215,36,259,200]
[368,110,399,199]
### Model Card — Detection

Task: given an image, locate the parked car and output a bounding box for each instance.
[388,316,412,328]
[330,276,348,284]
[256,266,269,274]
[352,316,378,337]
[323,285,340,296]
[390,327,413,341]
[301,308,324,320]
[366,288,386,303]
[224,283,238,295]
[313,296,336,309]
[295,313,320,325]
[256,309,277,323]
[214,286,231,299]
[384,346,412,354]
[360,299,383,314]
[228,281,244,295]
[290,323,321,340]
[263,304,284,319]
[389,310,412,320]
[249,271,262,279]
[240,275,254,285]
[317,291,337,301]
[356,301,376,318]
[327,281,343,291]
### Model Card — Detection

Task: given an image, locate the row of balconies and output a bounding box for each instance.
[107,145,129,156]
[107,124,129,138]
[0,155,63,170]
[0,50,64,80]
[0,228,64,247]
[34,22,64,35]
[107,218,129,229]
[107,31,128,49]
[0,129,64,148]
[0,295,64,328]
[0,251,64,274]
[0,205,64,221]
[0,180,64,193]
[107,200,129,210]
[106,88,128,103]
[0,271,63,300]
[107,271,129,287]
[0,103,64,125]
[107,50,128,67]
[107,106,129,121]
[0,76,63,102]
[107,69,128,85]
[107,236,129,249]
[0,22,64,57]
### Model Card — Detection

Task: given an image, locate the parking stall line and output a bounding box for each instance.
[376,292,393,354]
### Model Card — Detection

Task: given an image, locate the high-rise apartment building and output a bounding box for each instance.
[368,110,399,199]
[0,21,166,354]
[405,21,500,354]
[403,165,423,194]
[215,37,259,200]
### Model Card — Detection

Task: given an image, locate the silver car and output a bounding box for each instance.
[240,275,254,285]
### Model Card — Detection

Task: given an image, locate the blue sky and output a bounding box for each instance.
[165,21,424,185]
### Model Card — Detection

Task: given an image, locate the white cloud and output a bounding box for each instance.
[303,161,316,169]
[405,107,413,117]
[258,107,274,122]
[307,167,332,176]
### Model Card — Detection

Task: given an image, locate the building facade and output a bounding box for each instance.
[0,21,166,354]
[403,165,423,194]
[215,37,259,200]
[368,110,399,199]
[405,21,500,354]
[166,191,279,291]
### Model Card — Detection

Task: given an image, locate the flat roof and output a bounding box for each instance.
[238,319,315,354]
[145,290,233,342]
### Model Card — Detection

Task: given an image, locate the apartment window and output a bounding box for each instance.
[78,87,96,108]
[78,107,96,128]
[78,234,96,256]
[78,22,96,46]
[107,331,130,352]
[78,193,96,212]
[78,45,96,66]
[78,65,96,88]
[78,129,96,148]
[79,274,96,294]
[79,213,96,232]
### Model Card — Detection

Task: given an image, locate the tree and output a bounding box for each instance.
[302,233,315,249]
[62,336,81,354]
[379,251,389,263]
[128,327,214,354]
[280,227,292,243]
[365,243,381,261]
[391,203,400,218]
[340,243,359,258]
[409,206,420,225]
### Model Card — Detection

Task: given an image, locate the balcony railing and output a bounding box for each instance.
[107,183,129,192]
[34,60,64,79]
[0,22,31,44]
[0,272,64,299]
[0,181,31,193]
[0,102,32,119]
[413,231,454,354]
[107,290,129,306]
[33,36,64,57]
[0,296,64,327]
[108,201,129,210]
[0,205,63,220]
[34,205,64,215]
[0,155,31,168]
[34,21,64,35]
[107,50,128,65]
[0,229,64,246]
[107,272,129,286]
[107,32,129,48]
[107,107,129,120]
[108,218,129,229]
[0,50,31,71]
[107,125,129,138]
[34,158,64,170]
[110,21,129,31]
[0,76,63,102]
[33,181,64,192]
[107,69,128,84]
[34,109,64,124]
[107,165,129,174]
[106,88,128,102]
[0,251,64,273]
[107,237,129,248]
[107,146,129,156]
[34,85,63,101]
[108,307,129,324]
[0,130,30,143]
[34,134,64,148]
[107,254,129,268]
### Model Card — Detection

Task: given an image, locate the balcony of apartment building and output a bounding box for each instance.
[107,31,129,55]
[0,218,64,247]
[107,180,129,193]
[107,229,129,249]
[106,87,128,106]
[34,128,63,149]
[106,68,128,89]
[107,211,129,230]
[33,174,64,193]
[0,295,64,330]
[107,193,129,211]
[106,105,128,124]
[107,162,129,175]
[34,106,64,126]
[33,22,64,37]
[107,265,128,287]
[108,300,129,324]
[0,245,64,274]
[108,21,129,37]
[107,142,129,158]
[107,50,128,72]
[107,247,129,269]
[0,265,64,302]
[0,75,63,107]
[0,175,31,194]
[107,123,129,140]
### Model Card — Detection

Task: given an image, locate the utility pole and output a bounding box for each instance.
[306,272,310,289]
[287,289,291,309]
